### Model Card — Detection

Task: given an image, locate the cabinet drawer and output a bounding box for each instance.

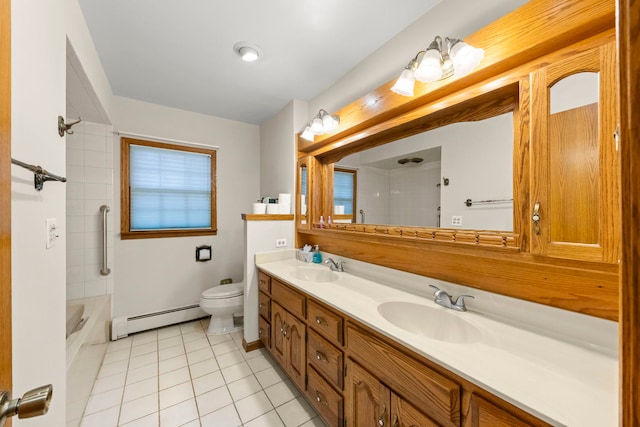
[308,329,344,390]
[306,365,344,427]
[308,300,343,345]
[258,291,271,320]
[347,325,461,427]
[272,279,305,319]
[258,271,271,293]
[258,316,270,349]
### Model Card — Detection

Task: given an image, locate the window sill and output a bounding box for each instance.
[121,229,218,240]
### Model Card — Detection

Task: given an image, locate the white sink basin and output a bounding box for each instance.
[377,301,482,344]
[292,268,339,283]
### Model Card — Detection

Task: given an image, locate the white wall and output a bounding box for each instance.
[309,0,529,115]
[112,97,260,319]
[66,121,115,301]
[11,0,112,425]
[390,163,441,226]
[259,100,308,205]
[243,221,295,344]
[440,114,513,230]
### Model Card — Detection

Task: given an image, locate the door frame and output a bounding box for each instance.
[0,0,12,402]
[618,0,640,425]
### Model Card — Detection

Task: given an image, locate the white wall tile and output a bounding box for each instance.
[66,149,84,167]
[84,122,108,137]
[85,280,107,297]
[85,150,106,168]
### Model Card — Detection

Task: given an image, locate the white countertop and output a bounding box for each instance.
[255,252,618,427]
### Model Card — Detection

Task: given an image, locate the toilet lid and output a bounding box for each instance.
[201,282,244,299]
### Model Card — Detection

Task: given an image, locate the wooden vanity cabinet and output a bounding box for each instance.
[462,393,547,427]
[271,301,306,391]
[347,360,439,427]
[270,277,307,391]
[257,271,551,427]
[306,299,346,427]
[258,291,271,349]
[347,324,460,427]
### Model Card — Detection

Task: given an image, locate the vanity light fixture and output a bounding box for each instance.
[233,42,262,62]
[300,109,340,142]
[391,36,484,97]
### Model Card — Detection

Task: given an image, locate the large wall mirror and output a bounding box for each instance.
[333,113,514,231]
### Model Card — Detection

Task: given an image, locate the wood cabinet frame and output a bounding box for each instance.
[295,0,619,321]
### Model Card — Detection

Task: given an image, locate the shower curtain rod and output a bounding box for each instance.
[115,131,219,150]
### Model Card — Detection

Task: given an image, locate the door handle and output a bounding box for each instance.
[0,385,53,426]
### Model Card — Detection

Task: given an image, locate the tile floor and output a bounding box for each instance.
[79,319,325,427]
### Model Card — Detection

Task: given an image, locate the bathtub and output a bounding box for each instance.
[66,295,111,427]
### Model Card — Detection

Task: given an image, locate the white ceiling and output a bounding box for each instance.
[77,0,443,125]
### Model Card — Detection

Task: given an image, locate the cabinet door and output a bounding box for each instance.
[464,394,542,427]
[286,313,306,391]
[271,302,286,367]
[531,40,619,262]
[392,393,439,427]
[346,360,390,427]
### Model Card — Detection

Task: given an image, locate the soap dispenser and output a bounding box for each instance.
[312,245,322,264]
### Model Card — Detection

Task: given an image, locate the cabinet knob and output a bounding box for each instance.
[532,201,541,235]
[392,415,399,427]
[315,351,327,362]
[281,324,288,337]
[378,404,387,426]
[315,390,328,406]
[315,316,328,326]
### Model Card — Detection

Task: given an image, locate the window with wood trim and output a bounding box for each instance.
[120,137,217,239]
[334,167,357,223]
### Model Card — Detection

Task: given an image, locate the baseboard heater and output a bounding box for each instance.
[111,304,207,340]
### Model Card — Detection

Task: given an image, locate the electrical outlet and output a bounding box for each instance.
[275,238,287,248]
[46,218,58,249]
[451,216,462,226]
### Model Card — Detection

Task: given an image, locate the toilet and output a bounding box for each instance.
[199,282,244,335]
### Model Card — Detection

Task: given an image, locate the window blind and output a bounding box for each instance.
[130,144,211,230]
[334,170,354,214]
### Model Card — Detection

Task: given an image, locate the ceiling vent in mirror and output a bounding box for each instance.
[397,157,424,165]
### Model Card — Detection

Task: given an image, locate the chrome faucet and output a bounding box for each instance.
[324,258,345,272]
[429,285,474,312]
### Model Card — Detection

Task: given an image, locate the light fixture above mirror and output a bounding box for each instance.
[300,109,340,141]
[391,36,484,97]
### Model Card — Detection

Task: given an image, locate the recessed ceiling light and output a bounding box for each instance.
[233,42,262,62]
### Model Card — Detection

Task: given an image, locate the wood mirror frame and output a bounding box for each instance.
[295,0,618,321]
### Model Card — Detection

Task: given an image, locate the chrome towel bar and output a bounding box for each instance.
[11,158,67,191]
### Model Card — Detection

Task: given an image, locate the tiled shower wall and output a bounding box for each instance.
[66,120,115,300]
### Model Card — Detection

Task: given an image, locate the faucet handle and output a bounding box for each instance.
[428,284,441,292]
[453,295,474,310]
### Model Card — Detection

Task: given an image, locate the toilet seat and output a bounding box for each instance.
[201,283,243,299]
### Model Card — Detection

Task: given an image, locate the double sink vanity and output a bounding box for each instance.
[255,250,617,427]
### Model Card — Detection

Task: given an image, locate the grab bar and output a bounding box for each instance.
[100,205,111,276]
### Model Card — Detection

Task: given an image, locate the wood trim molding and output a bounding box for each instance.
[0,0,11,398]
[242,338,264,353]
[241,214,294,221]
[617,0,640,423]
